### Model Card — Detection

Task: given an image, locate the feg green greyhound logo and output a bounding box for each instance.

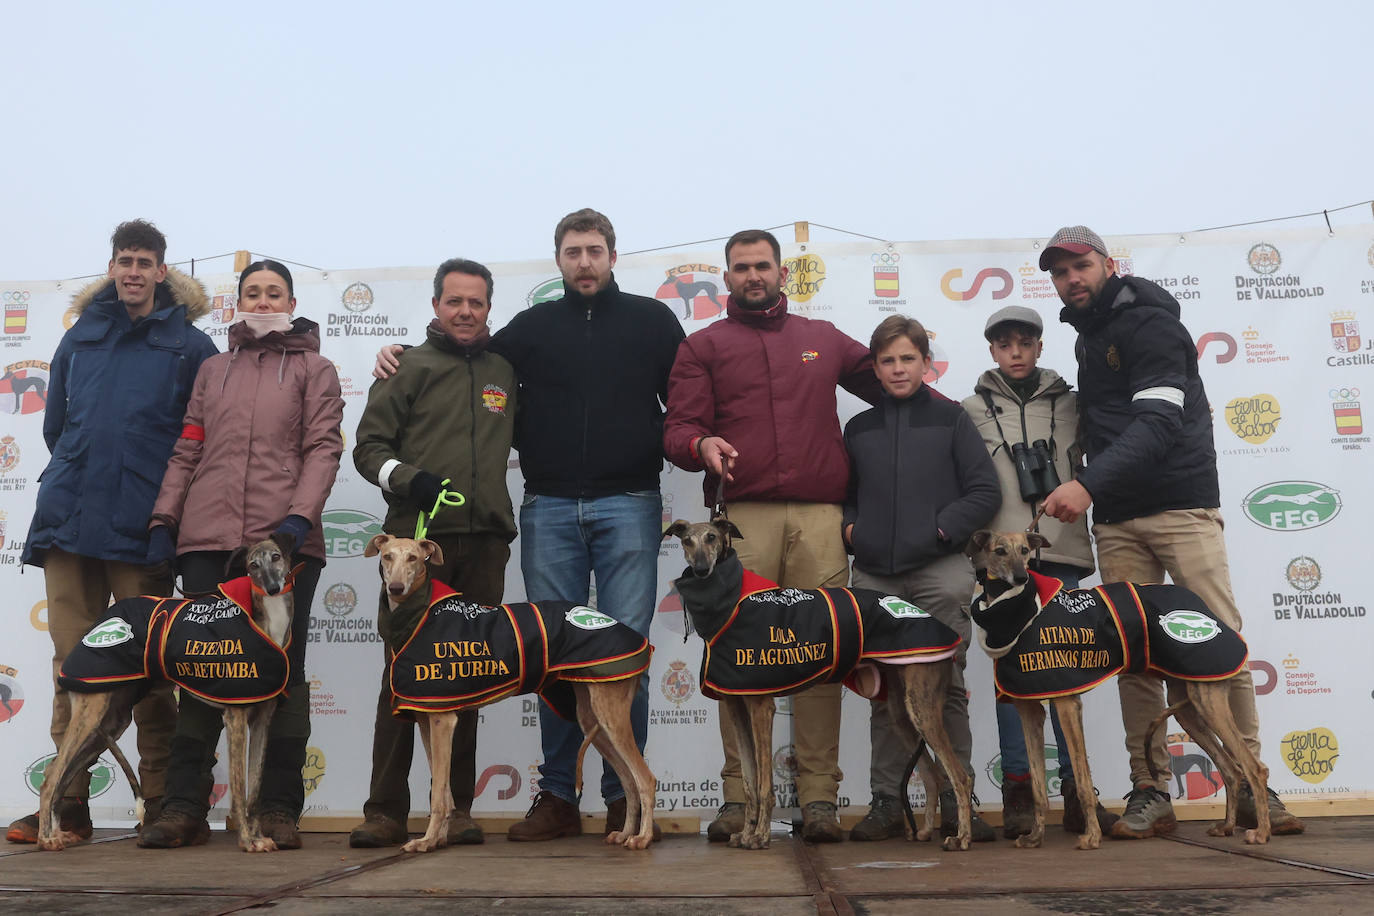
[1159,610,1221,644]
[1242,481,1342,531]
[566,606,617,631]
[879,596,930,619]
[82,617,133,648]
[25,754,117,798]
[321,509,383,558]
[525,277,564,309]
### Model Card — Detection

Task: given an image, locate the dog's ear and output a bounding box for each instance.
[268,531,295,559]
[364,533,390,558]
[663,520,691,541]
[712,516,743,540]
[226,545,249,578]
[964,529,993,559]
[418,539,445,567]
[1026,532,1052,551]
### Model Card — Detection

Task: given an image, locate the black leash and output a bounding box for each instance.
[897,737,927,838]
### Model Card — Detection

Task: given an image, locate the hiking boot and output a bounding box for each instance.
[1001,777,1035,838]
[603,797,661,841]
[137,808,210,848]
[1110,785,1176,839]
[799,801,844,843]
[139,796,163,831]
[1060,775,1120,834]
[258,811,302,849]
[507,790,581,842]
[7,798,94,845]
[1236,783,1305,835]
[938,788,996,842]
[447,811,485,845]
[849,793,905,841]
[706,802,746,843]
[348,813,408,848]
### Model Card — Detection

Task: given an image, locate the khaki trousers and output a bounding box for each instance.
[716,501,848,807]
[1093,508,1261,792]
[44,547,175,798]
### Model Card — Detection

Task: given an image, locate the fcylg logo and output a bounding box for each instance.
[0,664,24,723]
[654,264,726,321]
[321,509,383,557]
[0,359,50,415]
[1165,733,1222,800]
[1241,481,1342,531]
[26,754,117,798]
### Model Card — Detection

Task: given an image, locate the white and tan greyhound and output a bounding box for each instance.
[40,536,296,852]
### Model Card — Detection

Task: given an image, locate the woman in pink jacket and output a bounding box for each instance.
[140,259,344,849]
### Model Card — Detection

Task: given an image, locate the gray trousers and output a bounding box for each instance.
[852,552,976,798]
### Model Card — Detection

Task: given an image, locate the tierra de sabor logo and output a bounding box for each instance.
[1224,393,1280,443]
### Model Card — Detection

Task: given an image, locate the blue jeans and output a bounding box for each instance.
[519,490,661,805]
[995,562,1082,782]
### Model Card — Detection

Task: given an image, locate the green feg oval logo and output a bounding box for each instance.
[566,606,618,631]
[82,617,134,648]
[1241,481,1342,532]
[321,509,384,558]
[526,277,565,309]
[1159,610,1221,644]
[25,753,117,798]
[879,596,930,619]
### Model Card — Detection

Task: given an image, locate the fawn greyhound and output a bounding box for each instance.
[40,536,296,852]
[664,517,973,851]
[365,533,656,852]
[966,528,1273,849]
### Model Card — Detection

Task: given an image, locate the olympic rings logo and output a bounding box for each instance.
[3,291,31,303]
[1329,388,1360,400]
[871,252,900,265]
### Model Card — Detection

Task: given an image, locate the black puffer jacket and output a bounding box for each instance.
[1061,274,1219,524]
[491,277,684,498]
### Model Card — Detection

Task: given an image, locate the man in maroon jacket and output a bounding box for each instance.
[663,229,881,842]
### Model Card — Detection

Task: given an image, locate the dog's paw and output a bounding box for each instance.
[1014,834,1043,849]
[1243,828,1269,845]
[242,836,279,853]
[621,833,652,851]
[1206,821,1235,838]
[1074,832,1101,851]
[37,836,68,851]
[401,837,443,853]
[604,830,627,846]
[914,827,933,842]
[942,835,970,852]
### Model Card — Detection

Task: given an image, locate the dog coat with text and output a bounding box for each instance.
[58,577,291,704]
[970,572,1248,700]
[674,550,961,699]
[387,580,651,719]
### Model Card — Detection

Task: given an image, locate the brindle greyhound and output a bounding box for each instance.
[39,536,295,852]
[664,517,972,851]
[966,529,1273,848]
[366,534,656,852]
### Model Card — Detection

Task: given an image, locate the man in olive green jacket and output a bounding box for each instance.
[350,258,518,847]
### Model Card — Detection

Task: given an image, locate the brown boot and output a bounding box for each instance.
[258,811,302,850]
[1236,783,1305,836]
[706,802,746,843]
[8,798,95,844]
[507,791,581,842]
[799,801,844,843]
[348,814,408,848]
[1060,775,1119,834]
[447,811,485,845]
[603,797,661,841]
[137,809,210,848]
[1001,777,1034,839]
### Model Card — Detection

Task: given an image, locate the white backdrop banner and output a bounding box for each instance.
[1,225,1369,826]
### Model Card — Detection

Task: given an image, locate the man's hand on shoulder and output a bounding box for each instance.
[373,344,405,380]
[1043,480,1092,524]
[696,436,738,482]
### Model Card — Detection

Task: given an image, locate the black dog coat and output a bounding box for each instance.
[388,580,651,719]
[58,577,291,705]
[971,571,1248,700]
[674,551,961,700]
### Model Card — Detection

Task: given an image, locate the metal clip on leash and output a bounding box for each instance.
[414,479,466,540]
[1027,504,1046,567]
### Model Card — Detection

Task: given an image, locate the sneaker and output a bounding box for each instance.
[849,793,905,841]
[799,801,844,843]
[1110,785,1176,839]
[348,813,408,848]
[602,797,661,841]
[938,789,996,842]
[1060,775,1120,834]
[447,811,485,845]
[507,790,581,842]
[1236,783,1305,836]
[137,808,210,848]
[258,811,302,849]
[1001,777,1034,839]
[706,802,746,843]
[7,798,93,845]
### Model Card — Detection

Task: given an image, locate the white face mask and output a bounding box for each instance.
[235,312,293,338]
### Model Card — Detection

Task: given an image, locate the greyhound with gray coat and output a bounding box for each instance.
[665,516,973,851]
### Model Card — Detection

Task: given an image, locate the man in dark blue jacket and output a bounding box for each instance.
[7,220,217,845]
[1040,225,1301,839]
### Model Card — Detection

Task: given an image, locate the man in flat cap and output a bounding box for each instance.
[1039,226,1302,840]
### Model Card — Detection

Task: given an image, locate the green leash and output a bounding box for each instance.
[414,479,466,540]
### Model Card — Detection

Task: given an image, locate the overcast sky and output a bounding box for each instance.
[4,1,1370,281]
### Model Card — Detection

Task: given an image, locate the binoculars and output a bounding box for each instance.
[1011,439,1061,503]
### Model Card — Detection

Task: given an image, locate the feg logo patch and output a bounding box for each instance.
[1159,610,1220,644]
[82,617,134,648]
[880,596,930,619]
[566,606,617,631]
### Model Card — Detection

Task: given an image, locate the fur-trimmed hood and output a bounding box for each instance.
[69,266,210,322]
